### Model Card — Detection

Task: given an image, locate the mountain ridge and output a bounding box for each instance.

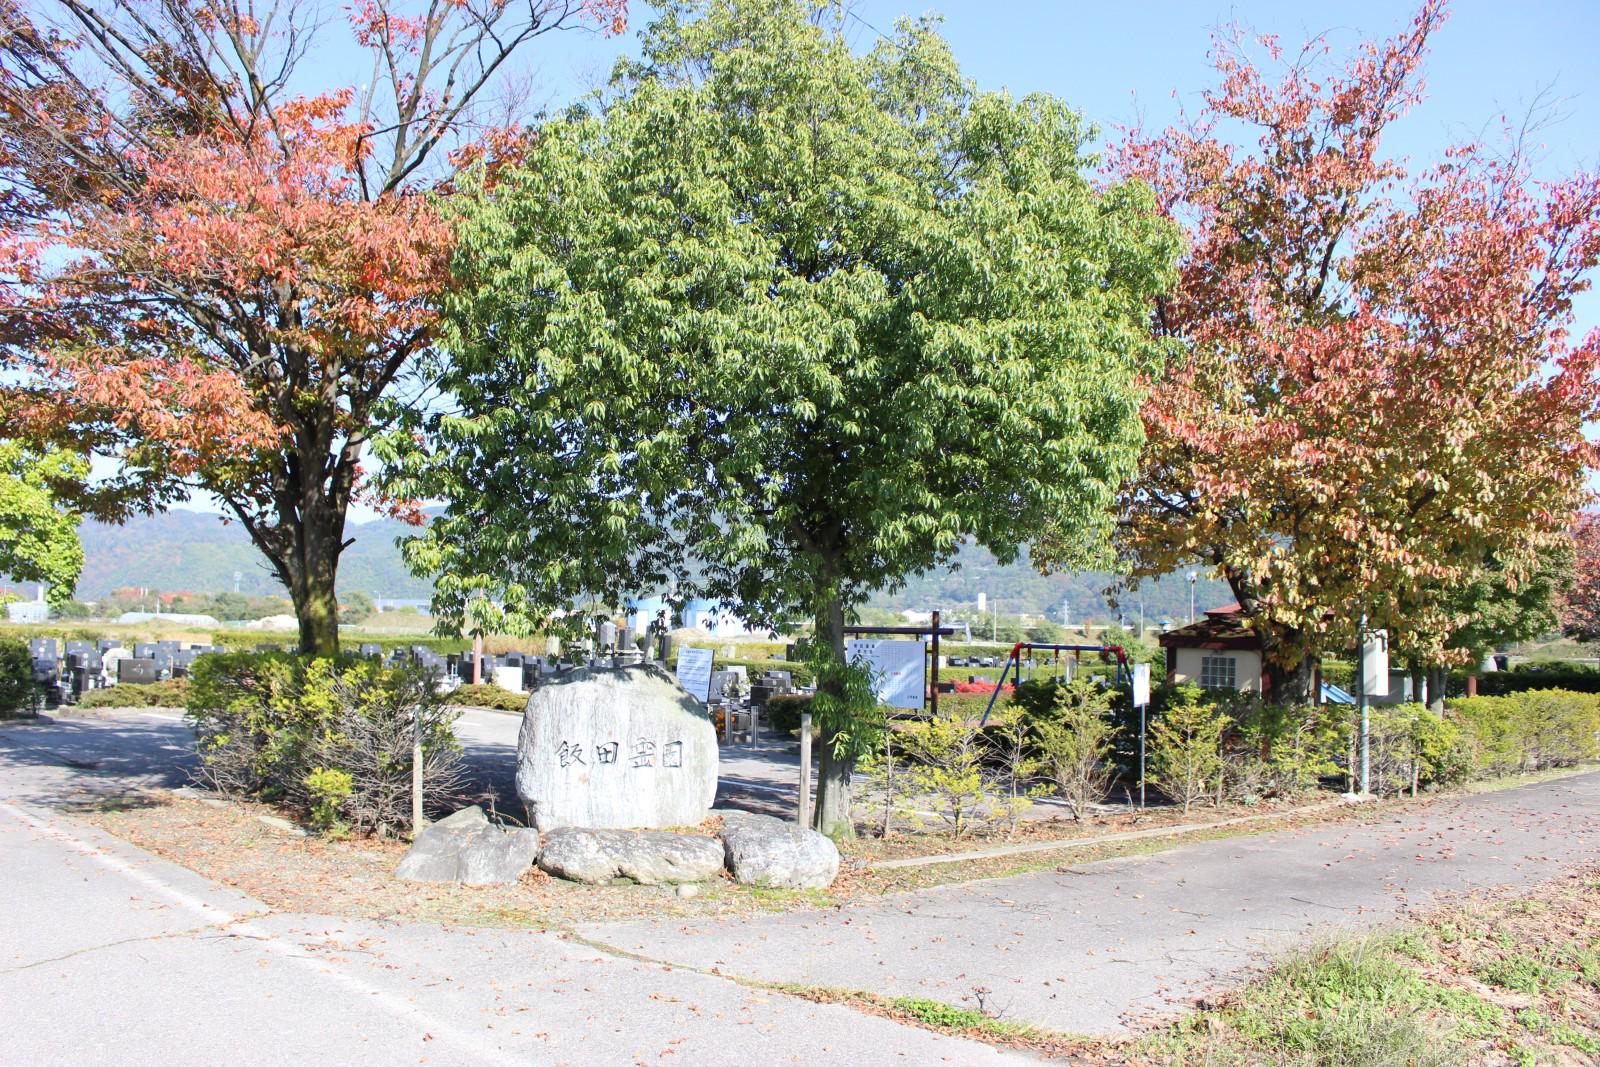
[71,509,1233,621]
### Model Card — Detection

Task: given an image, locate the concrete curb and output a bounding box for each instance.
[871,797,1350,870]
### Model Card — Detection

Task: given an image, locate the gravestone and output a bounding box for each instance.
[516,663,717,831]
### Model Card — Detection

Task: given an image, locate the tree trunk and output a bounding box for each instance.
[1426,666,1446,713]
[1409,659,1425,706]
[810,593,855,839]
[1263,654,1315,706]
[234,438,355,658]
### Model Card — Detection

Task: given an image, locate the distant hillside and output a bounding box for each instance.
[75,510,433,600]
[70,509,1234,622]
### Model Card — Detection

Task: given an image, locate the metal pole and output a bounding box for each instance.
[1139,702,1147,808]
[930,610,940,717]
[411,703,425,835]
[1358,612,1370,796]
[797,709,813,828]
[472,633,483,685]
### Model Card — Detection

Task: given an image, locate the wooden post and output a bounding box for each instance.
[797,708,813,828]
[930,609,941,716]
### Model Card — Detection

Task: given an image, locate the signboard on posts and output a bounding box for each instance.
[675,646,714,702]
[1362,630,1390,697]
[1131,662,1151,708]
[845,639,925,710]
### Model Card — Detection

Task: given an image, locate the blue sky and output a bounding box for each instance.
[180,0,1600,519]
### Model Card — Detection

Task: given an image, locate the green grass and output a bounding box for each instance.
[1135,873,1600,1066]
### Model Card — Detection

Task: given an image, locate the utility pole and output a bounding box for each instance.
[1187,571,1197,624]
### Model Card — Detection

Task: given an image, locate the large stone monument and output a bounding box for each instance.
[516,662,718,831]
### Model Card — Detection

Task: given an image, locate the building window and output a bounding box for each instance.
[1200,655,1237,690]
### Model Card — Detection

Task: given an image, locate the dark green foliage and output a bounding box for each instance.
[764,693,813,733]
[0,638,35,716]
[1466,663,1600,696]
[185,652,463,837]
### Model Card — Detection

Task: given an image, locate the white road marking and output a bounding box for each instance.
[0,800,509,1066]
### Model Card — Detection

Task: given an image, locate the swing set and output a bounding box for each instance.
[976,641,1133,726]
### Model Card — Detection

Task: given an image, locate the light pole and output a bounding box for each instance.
[1187,570,1197,624]
[1138,600,1145,640]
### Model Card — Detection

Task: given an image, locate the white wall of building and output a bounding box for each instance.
[1170,647,1264,694]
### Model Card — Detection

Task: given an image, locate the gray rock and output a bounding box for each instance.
[536,827,724,885]
[254,814,308,837]
[516,663,717,831]
[395,805,541,886]
[718,811,840,890]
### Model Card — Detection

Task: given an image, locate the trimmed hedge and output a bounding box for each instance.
[1465,664,1600,697]
[1449,690,1600,775]
[443,683,527,712]
[77,680,190,709]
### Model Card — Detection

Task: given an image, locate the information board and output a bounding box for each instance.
[675,646,714,702]
[1361,630,1390,697]
[1131,662,1151,708]
[845,639,925,710]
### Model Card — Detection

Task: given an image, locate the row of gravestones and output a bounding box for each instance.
[26,638,226,705]
[349,644,614,695]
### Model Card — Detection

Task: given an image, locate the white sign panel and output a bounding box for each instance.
[1131,662,1151,708]
[675,646,714,702]
[1361,630,1390,697]
[846,639,925,710]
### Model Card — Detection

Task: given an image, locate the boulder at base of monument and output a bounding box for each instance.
[718,810,840,889]
[537,827,725,885]
[394,806,540,885]
[517,663,718,831]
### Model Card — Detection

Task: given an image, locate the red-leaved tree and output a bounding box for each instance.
[1109,0,1600,700]
[0,0,626,652]
[1561,512,1600,642]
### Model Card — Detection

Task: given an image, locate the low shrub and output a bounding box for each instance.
[186,652,464,837]
[443,684,527,713]
[1148,686,1229,813]
[1222,695,1345,800]
[871,704,1042,839]
[0,638,35,717]
[76,680,190,709]
[1360,703,1472,796]
[1033,675,1118,819]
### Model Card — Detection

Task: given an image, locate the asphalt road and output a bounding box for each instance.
[587,770,1600,1034]
[0,712,1026,1066]
[6,708,1599,1061]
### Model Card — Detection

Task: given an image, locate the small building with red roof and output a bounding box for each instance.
[1157,604,1265,694]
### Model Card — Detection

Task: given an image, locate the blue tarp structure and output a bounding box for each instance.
[1322,682,1355,705]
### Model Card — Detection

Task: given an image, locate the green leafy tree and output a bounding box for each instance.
[1398,543,1569,708]
[380,0,1179,835]
[0,442,85,607]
